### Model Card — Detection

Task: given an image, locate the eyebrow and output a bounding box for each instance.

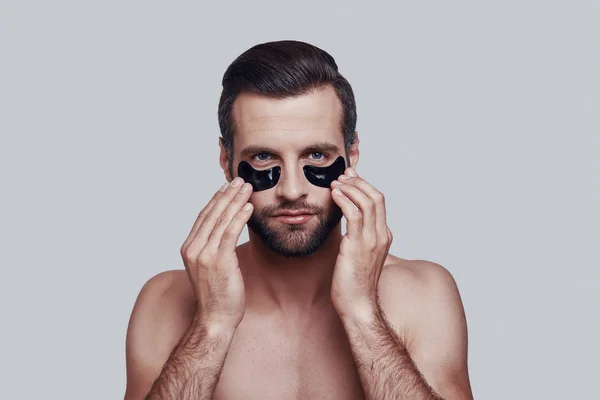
[240,141,341,158]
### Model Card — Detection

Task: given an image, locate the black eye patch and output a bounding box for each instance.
[303,155,347,188]
[237,160,282,192]
[237,155,347,192]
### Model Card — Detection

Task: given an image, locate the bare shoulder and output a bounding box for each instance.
[378,254,466,351]
[124,269,196,399]
[377,257,473,398]
[380,254,459,294]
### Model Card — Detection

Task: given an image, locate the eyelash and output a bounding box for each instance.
[252,152,329,163]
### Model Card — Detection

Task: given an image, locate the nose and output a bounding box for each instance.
[275,162,309,202]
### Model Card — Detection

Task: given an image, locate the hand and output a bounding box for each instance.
[180,177,254,330]
[329,168,393,320]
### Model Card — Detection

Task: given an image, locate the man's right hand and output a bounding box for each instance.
[180,177,254,331]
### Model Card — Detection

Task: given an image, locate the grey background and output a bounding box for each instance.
[1,1,598,399]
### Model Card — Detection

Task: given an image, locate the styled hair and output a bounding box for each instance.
[217,40,357,176]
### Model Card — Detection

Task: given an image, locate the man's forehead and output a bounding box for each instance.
[232,86,343,137]
[238,115,337,134]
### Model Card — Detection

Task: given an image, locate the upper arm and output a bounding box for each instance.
[124,271,193,400]
[379,261,473,400]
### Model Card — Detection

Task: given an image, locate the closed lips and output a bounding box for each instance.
[273,211,314,216]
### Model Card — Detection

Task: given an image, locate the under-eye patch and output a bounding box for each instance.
[237,160,282,192]
[303,156,346,188]
[237,155,347,192]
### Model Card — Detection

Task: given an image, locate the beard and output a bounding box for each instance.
[247,199,343,258]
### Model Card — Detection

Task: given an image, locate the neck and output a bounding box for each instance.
[239,222,343,316]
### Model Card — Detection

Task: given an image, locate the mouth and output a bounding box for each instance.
[272,213,315,224]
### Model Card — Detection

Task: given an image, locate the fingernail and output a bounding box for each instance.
[240,183,250,193]
[231,177,242,187]
[333,188,343,195]
[219,183,228,192]
[347,168,357,177]
[243,203,253,211]
[331,180,341,186]
[338,174,350,180]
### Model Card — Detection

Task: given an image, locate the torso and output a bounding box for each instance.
[166,251,409,400]
[213,306,365,400]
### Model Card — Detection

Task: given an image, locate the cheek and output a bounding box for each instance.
[248,191,272,210]
[310,188,335,206]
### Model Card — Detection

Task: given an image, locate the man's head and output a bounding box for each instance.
[217,40,359,258]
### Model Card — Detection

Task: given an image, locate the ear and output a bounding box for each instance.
[348,131,360,169]
[218,137,233,182]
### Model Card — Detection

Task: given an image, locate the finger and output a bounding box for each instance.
[218,202,254,255]
[188,178,246,254]
[181,182,229,251]
[337,174,387,240]
[331,180,376,240]
[330,186,362,237]
[206,182,253,250]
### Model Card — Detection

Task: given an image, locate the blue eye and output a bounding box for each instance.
[254,152,272,162]
[310,151,326,161]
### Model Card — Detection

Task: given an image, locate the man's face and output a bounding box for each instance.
[229,86,347,258]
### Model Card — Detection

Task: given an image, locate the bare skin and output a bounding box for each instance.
[125,247,471,399]
[124,85,473,399]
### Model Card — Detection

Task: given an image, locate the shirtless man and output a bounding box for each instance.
[124,40,474,400]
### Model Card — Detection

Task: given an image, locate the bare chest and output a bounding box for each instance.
[213,313,365,400]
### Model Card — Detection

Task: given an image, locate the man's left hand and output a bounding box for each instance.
[329,167,393,321]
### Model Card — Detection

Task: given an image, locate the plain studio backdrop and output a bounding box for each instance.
[1,1,598,399]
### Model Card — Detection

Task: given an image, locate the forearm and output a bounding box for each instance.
[341,303,443,400]
[146,315,235,400]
